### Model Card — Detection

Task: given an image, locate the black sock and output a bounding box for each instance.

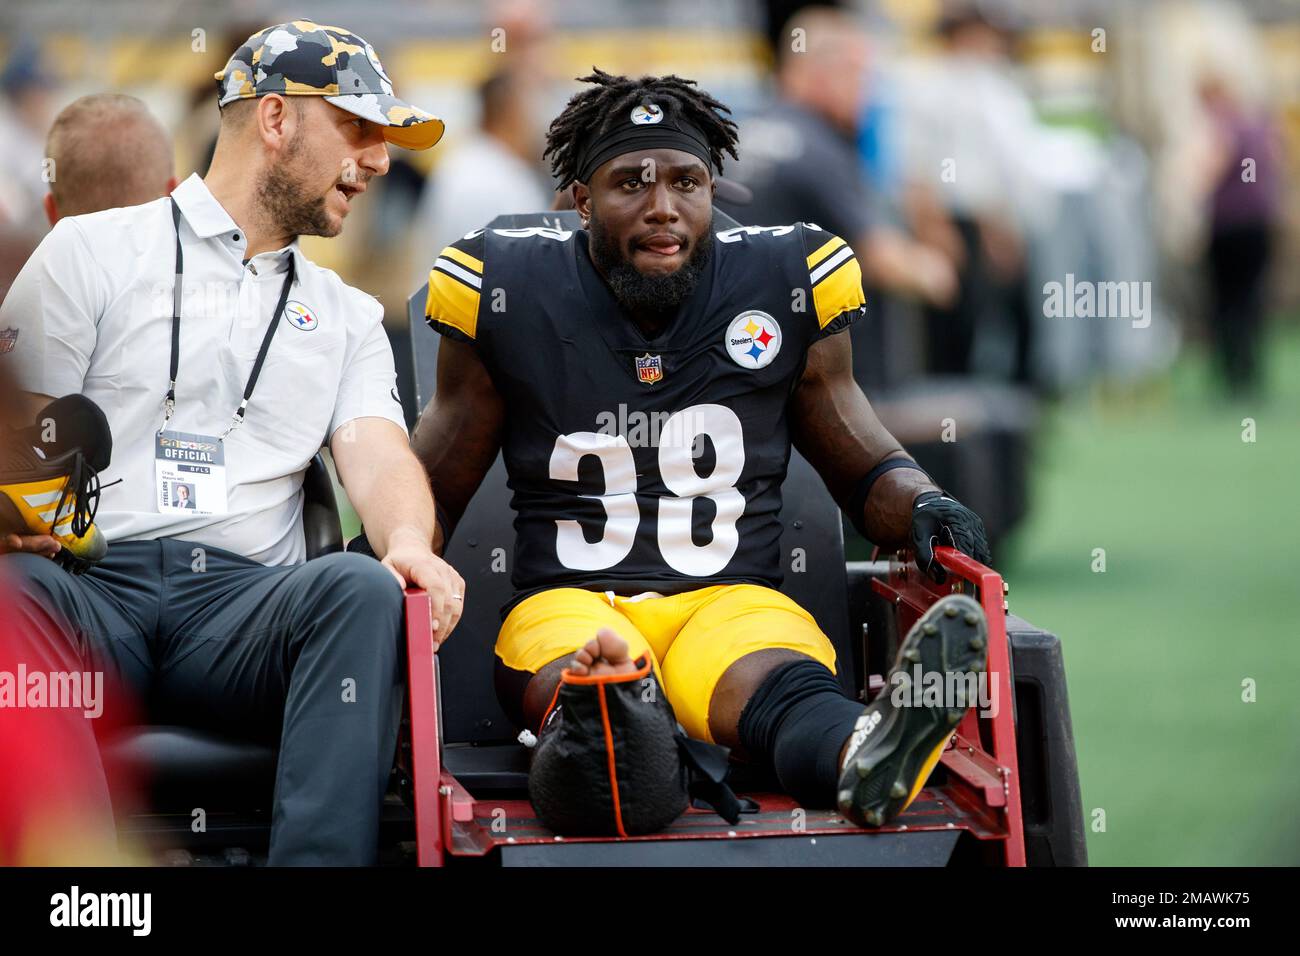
[737,659,863,807]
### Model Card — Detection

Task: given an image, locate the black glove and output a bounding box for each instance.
[910,491,991,583]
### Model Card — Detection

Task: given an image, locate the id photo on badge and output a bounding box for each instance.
[171,482,197,510]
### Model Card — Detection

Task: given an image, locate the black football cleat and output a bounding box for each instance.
[0,395,113,574]
[836,593,989,827]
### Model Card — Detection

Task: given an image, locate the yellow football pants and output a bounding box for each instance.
[496,584,838,742]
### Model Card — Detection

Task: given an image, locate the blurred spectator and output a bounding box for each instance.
[0,38,57,230]
[44,93,178,225]
[411,67,550,280]
[173,22,270,182]
[1198,74,1282,398]
[898,5,1041,379]
[717,6,958,309]
[488,0,555,78]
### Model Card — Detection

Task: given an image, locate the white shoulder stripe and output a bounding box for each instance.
[810,245,855,284]
[433,258,483,290]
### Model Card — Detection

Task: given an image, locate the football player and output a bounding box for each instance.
[413,70,992,833]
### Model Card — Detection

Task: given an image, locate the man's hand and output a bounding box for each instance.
[380,528,466,647]
[910,491,991,584]
[0,533,60,559]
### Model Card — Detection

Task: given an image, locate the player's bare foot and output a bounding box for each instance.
[567,627,638,677]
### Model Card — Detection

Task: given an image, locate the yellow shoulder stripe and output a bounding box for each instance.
[806,235,846,270]
[812,254,865,330]
[441,244,484,275]
[426,267,480,339]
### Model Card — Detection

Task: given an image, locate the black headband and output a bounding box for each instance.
[574,106,713,184]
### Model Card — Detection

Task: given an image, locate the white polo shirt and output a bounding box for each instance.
[0,173,406,566]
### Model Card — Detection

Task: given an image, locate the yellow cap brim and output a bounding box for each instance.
[382,118,446,151]
[325,93,446,151]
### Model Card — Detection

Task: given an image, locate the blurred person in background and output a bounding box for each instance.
[717,6,958,310]
[898,4,1040,380]
[174,22,271,180]
[412,67,550,281]
[43,93,178,226]
[488,0,555,78]
[0,38,57,231]
[1197,72,1283,399]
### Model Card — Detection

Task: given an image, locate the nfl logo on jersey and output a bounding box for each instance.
[635,353,664,384]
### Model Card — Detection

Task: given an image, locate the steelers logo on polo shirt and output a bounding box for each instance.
[725,310,782,369]
[284,301,318,331]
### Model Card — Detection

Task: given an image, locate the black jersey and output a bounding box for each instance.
[425,218,865,606]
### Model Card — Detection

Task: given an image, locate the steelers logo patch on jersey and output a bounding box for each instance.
[725,311,782,369]
[284,301,318,331]
[630,103,664,125]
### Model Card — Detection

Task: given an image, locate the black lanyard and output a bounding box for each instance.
[163,197,296,438]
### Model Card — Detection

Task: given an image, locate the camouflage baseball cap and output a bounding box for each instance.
[214,20,444,150]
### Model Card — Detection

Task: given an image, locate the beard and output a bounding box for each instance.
[255,134,337,239]
[588,213,712,316]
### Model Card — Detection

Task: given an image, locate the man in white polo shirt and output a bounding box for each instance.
[0,21,464,865]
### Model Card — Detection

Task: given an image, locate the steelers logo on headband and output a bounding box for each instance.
[573,101,712,184]
[630,103,664,125]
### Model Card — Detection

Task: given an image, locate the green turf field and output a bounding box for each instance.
[999,319,1300,866]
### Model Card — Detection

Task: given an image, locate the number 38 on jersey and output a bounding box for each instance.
[550,403,744,577]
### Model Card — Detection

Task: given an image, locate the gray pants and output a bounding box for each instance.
[2,539,406,865]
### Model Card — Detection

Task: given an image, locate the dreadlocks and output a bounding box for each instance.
[544,68,739,190]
